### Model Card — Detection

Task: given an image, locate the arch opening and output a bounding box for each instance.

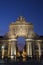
[17,36,26,52]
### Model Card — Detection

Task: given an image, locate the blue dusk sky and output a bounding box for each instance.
[0,0,43,36]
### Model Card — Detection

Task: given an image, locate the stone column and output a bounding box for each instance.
[11,42,14,59]
[26,41,32,57]
[37,41,41,58]
[29,42,32,57]
[13,41,16,56]
[8,41,11,58]
[2,45,5,59]
[13,41,16,61]
[26,41,30,56]
[10,41,16,60]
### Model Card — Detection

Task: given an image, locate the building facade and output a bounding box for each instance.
[0,16,43,60]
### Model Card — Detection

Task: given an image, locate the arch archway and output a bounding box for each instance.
[17,36,26,52]
[8,16,33,59]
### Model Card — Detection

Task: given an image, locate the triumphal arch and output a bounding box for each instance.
[1,16,42,61]
[7,16,34,59]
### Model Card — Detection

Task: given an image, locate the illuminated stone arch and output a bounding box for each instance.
[8,16,34,58]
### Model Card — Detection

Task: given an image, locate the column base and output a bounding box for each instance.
[2,56,4,59]
[10,56,14,59]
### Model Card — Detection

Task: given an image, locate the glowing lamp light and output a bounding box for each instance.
[2,46,4,49]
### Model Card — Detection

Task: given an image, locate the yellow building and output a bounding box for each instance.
[0,16,43,60]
